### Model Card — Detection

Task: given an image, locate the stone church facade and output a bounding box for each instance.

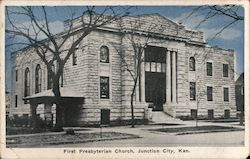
[9,14,237,126]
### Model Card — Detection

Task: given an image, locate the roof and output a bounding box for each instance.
[236,73,244,85]
[23,87,83,99]
[12,13,206,55]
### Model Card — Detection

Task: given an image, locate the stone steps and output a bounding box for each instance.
[151,111,182,124]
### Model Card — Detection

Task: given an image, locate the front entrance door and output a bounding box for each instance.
[145,72,166,111]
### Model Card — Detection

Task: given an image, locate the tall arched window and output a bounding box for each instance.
[35,64,42,93]
[100,46,109,63]
[189,57,195,71]
[24,68,30,97]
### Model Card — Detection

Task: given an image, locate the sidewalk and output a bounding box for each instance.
[6,120,245,147]
[47,120,245,147]
[6,119,244,138]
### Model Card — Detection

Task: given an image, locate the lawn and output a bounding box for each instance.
[6,132,140,148]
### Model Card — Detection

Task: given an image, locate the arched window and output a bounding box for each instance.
[35,64,42,93]
[189,57,195,71]
[24,68,30,97]
[100,46,109,63]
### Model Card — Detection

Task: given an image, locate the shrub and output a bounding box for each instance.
[66,129,75,135]
[7,115,52,129]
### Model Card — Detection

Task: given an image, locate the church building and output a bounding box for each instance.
[9,14,237,126]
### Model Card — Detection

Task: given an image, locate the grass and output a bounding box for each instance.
[150,123,182,126]
[149,125,244,135]
[6,127,48,135]
[6,132,140,147]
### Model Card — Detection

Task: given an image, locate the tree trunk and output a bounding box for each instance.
[52,77,64,132]
[54,105,63,131]
[130,80,137,128]
[130,92,135,128]
[196,101,199,127]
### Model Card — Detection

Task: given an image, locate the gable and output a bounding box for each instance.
[119,14,186,39]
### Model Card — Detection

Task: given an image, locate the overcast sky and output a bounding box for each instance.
[5,6,244,91]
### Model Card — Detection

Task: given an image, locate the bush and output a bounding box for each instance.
[65,129,75,135]
[6,116,30,127]
[6,115,52,129]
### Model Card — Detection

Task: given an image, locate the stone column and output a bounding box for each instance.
[30,102,38,128]
[44,101,53,127]
[172,51,177,103]
[166,50,171,103]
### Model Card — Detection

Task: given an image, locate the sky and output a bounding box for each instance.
[5,6,244,91]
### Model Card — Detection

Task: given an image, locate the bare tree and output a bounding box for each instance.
[6,6,131,131]
[112,16,166,127]
[179,5,243,40]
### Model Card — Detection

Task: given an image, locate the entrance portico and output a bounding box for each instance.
[137,46,177,116]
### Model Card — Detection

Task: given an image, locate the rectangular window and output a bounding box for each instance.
[72,52,77,65]
[100,109,110,125]
[223,64,229,77]
[208,109,214,119]
[206,62,213,76]
[190,82,196,100]
[191,109,197,119]
[15,95,18,107]
[224,87,229,101]
[151,62,156,72]
[207,86,213,101]
[224,109,230,119]
[161,63,166,72]
[16,70,18,81]
[100,76,109,99]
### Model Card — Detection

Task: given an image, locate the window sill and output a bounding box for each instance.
[100,63,110,65]
[100,99,111,103]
